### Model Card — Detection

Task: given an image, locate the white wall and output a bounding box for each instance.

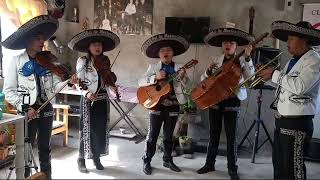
[54,0,320,147]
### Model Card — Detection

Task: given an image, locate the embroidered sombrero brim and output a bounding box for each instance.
[141,34,190,58]
[2,15,58,50]
[271,21,320,46]
[68,29,120,53]
[204,28,254,47]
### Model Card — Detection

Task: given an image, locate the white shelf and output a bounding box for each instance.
[0,113,24,125]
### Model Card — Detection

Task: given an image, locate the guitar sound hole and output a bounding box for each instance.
[156,85,162,91]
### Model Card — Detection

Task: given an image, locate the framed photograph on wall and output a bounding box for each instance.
[94,0,153,35]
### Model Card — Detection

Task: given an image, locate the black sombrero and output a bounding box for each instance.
[204,28,254,47]
[141,34,190,58]
[2,15,58,50]
[271,21,320,46]
[68,29,120,52]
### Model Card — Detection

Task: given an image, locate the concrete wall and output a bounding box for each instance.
[55,0,320,148]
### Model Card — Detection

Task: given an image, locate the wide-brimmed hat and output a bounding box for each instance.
[204,28,254,47]
[2,15,58,50]
[141,34,190,58]
[271,21,320,46]
[68,29,120,53]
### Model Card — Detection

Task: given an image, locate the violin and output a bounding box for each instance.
[92,54,120,100]
[29,51,88,119]
[35,51,88,90]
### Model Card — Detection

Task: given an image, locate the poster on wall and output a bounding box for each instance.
[303,3,320,53]
[304,3,320,138]
[94,0,153,35]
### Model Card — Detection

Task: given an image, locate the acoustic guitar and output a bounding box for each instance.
[137,59,198,109]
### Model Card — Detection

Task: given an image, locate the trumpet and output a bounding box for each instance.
[238,52,283,89]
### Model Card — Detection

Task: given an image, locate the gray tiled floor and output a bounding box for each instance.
[1,129,320,179]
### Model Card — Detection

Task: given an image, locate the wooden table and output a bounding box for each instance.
[0,113,25,179]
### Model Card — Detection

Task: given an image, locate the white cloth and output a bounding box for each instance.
[108,85,138,103]
[201,54,255,101]
[271,49,320,116]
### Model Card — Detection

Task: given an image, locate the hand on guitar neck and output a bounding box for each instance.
[178,68,187,79]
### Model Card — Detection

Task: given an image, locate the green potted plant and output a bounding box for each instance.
[179,136,192,150]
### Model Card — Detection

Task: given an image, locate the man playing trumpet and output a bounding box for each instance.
[258,21,320,180]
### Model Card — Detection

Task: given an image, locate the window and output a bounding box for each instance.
[1,16,24,78]
[0,0,47,78]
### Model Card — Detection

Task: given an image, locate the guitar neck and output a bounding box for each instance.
[160,59,198,84]
[164,71,179,84]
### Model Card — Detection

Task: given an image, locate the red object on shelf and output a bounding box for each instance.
[0,132,6,146]
[0,146,9,160]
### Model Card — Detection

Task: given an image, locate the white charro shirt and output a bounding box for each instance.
[271,49,320,116]
[3,51,67,112]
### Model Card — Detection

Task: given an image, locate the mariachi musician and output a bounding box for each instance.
[68,29,120,173]
[197,28,255,180]
[258,21,320,180]
[138,34,191,175]
[2,15,78,179]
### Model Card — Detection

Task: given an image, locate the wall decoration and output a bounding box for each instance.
[94,0,153,35]
[303,3,320,53]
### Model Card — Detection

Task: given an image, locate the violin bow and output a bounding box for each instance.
[32,66,87,118]
[110,50,120,68]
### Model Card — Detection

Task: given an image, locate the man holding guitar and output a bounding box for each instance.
[138,34,192,175]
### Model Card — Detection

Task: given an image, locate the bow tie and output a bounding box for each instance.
[21,60,47,77]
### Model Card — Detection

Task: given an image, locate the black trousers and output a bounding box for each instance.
[79,96,109,159]
[205,97,240,170]
[273,115,313,180]
[27,104,53,174]
[144,105,179,162]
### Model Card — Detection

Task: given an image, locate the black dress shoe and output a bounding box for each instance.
[93,157,104,170]
[197,163,215,174]
[24,167,31,178]
[163,161,181,172]
[143,161,152,175]
[77,158,88,173]
[228,169,240,180]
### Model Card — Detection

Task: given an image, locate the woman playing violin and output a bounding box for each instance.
[68,29,120,173]
[2,15,78,179]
